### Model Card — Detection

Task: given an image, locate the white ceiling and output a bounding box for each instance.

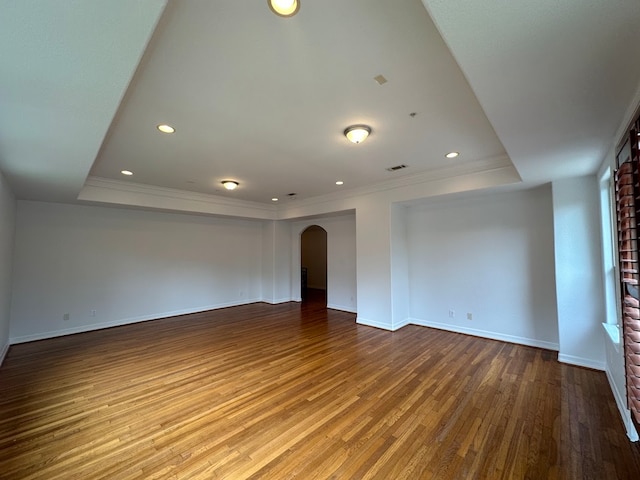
[0,0,165,202]
[424,0,640,184]
[1,0,639,209]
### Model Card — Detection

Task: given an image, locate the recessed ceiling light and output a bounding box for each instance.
[268,0,299,17]
[121,170,133,176]
[272,198,279,202]
[336,181,344,185]
[157,124,175,134]
[445,151,459,159]
[344,125,371,144]
[222,180,239,190]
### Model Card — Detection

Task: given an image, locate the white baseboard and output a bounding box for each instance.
[393,317,411,330]
[0,342,8,366]
[356,316,410,331]
[409,318,560,351]
[557,353,605,371]
[327,303,357,314]
[356,316,394,331]
[9,298,262,344]
[262,297,292,305]
[605,365,639,441]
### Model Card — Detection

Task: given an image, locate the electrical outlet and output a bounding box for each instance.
[448,309,455,318]
[63,313,70,321]
[467,312,473,320]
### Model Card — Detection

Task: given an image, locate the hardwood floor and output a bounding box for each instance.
[1,301,639,479]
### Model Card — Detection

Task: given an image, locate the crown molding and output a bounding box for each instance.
[80,155,518,220]
[79,176,278,219]
[613,79,640,152]
[279,154,518,211]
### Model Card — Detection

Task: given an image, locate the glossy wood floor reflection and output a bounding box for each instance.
[1,302,639,479]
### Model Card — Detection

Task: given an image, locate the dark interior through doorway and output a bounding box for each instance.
[301,225,327,306]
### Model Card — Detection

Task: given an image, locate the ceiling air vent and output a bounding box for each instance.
[374,74,388,85]
[386,164,407,172]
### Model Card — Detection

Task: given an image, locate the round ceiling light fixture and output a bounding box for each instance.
[157,124,175,134]
[268,0,300,17]
[336,181,344,185]
[222,180,239,190]
[344,125,371,144]
[121,170,133,176]
[445,151,459,159]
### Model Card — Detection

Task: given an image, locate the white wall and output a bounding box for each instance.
[391,203,410,329]
[273,221,292,303]
[261,220,291,304]
[552,176,606,370]
[10,201,263,342]
[355,197,394,328]
[407,185,560,349]
[261,221,275,302]
[0,171,15,363]
[291,214,357,313]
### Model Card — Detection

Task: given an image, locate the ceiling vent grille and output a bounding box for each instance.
[386,164,407,172]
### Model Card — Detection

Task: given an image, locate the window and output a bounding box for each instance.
[613,113,640,431]
[600,167,621,339]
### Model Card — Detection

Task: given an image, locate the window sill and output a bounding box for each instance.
[602,323,620,352]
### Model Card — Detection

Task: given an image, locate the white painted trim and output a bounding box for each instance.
[263,298,292,305]
[356,317,394,331]
[278,156,515,215]
[409,318,560,351]
[327,303,357,314]
[393,317,411,330]
[9,298,262,344]
[0,342,8,366]
[79,177,277,220]
[613,81,640,152]
[557,353,605,372]
[602,323,621,353]
[83,177,278,212]
[605,365,640,441]
[83,157,513,219]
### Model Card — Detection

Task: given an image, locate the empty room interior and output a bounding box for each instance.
[2,0,640,478]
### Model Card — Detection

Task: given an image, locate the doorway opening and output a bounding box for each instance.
[301,225,327,307]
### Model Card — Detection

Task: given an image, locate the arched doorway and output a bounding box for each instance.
[301,225,327,306]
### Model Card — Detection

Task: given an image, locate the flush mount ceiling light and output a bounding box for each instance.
[157,124,175,134]
[272,197,279,202]
[121,170,133,176]
[336,181,344,185]
[344,125,371,144]
[445,151,459,159]
[268,0,299,17]
[222,180,239,190]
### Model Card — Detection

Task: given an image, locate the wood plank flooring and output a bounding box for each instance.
[1,300,639,479]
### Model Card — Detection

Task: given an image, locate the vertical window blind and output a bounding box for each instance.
[615,113,640,430]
